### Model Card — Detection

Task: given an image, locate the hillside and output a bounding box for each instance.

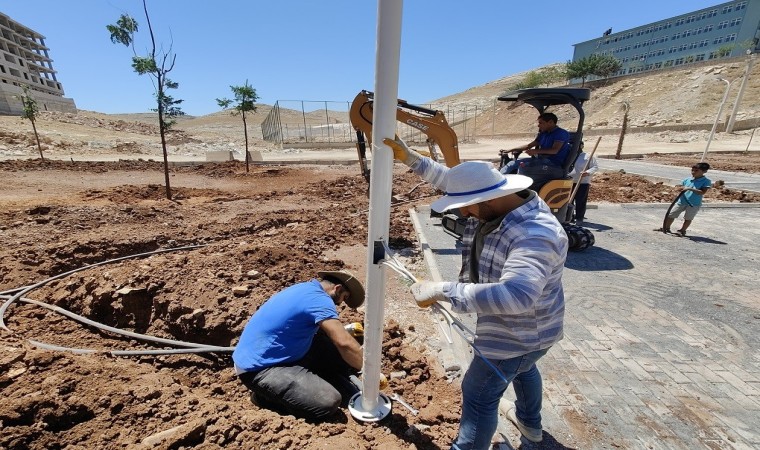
[431,57,760,137]
[1,57,759,160]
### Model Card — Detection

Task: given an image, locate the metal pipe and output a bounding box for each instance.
[702,78,732,162]
[301,101,308,143]
[352,0,403,422]
[726,53,755,133]
[324,101,331,143]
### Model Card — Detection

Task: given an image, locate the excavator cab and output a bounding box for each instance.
[349,90,460,182]
[441,88,594,251]
[495,88,594,251]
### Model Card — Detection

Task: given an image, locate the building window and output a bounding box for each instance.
[714,37,724,44]
[704,24,713,32]
[729,18,742,27]
[726,33,737,42]
[718,20,729,29]
[695,54,705,62]
[675,18,684,26]
[736,1,747,10]
[721,5,732,14]
[674,57,685,66]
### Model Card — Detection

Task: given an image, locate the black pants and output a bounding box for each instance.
[238,331,359,421]
[573,183,590,221]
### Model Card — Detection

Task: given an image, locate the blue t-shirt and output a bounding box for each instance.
[232,280,338,372]
[537,127,571,166]
[679,175,711,207]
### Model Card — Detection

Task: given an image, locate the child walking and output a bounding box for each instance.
[657,162,711,236]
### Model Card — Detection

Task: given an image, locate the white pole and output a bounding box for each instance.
[701,78,731,163]
[349,0,402,421]
[726,53,756,133]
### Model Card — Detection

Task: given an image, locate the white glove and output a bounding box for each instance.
[383,137,421,166]
[410,282,448,308]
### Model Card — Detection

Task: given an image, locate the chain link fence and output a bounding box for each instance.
[261,99,490,146]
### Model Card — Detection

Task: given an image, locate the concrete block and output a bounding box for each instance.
[206,150,233,162]
[246,150,263,162]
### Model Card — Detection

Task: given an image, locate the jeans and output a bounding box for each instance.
[451,348,550,450]
[238,331,359,421]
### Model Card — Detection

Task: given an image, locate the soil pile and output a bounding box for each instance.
[1,156,758,449]
[0,162,468,450]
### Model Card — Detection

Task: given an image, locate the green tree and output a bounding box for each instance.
[566,54,621,86]
[217,80,259,173]
[539,65,567,86]
[593,54,622,78]
[18,85,43,160]
[566,57,595,86]
[510,66,567,90]
[107,0,184,200]
[716,44,734,58]
[511,70,544,90]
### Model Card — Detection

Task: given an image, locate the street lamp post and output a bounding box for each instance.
[726,51,756,133]
[701,77,732,162]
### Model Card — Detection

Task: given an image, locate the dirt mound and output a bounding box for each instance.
[591,170,760,203]
[642,151,760,174]
[0,163,465,450]
[1,156,757,449]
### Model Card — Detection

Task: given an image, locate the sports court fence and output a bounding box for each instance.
[260,99,493,146]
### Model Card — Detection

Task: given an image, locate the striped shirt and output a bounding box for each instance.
[412,157,567,359]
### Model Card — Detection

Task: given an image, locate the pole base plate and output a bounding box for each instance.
[348,392,392,422]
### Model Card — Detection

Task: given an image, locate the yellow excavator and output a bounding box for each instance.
[349,90,460,182]
[349,88,593,251]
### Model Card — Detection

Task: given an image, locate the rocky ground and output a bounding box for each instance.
[1,56,759,448]
[1,154,758,450]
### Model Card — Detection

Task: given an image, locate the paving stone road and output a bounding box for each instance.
[411,199,760,449]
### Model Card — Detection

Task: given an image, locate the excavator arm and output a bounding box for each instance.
[349,90,460,181]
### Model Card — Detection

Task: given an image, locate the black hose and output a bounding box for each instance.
[0,244,206,331]
[662,190,693,232]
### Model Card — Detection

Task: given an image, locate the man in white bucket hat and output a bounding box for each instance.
[385,138,567,447]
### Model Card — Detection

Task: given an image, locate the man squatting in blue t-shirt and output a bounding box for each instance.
[232,270,365,421]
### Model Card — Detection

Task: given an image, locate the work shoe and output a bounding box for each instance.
[675,229,687,237]
[507,407,543,443]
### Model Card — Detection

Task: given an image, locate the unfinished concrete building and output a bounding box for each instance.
[0,12,76,115]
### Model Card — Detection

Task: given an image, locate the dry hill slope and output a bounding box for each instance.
[1,58,759,160]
